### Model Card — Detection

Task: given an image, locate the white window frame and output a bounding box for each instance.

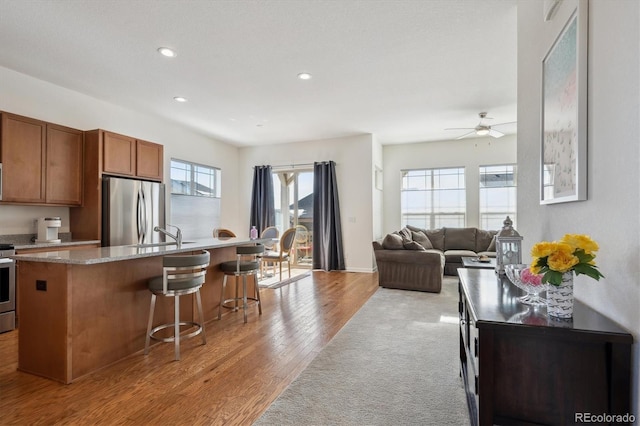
[401,167,466,229]
[170,158,221,198]
[479,164,517,230]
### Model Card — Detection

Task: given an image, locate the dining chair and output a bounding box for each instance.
[260,226,279,250]
[261,227,296,282]
[213,228,236,238]
[294,224,312,263]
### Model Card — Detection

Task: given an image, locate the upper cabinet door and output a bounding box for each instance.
[136,139,163,181]
[103,131,135,176]
[0,113,46,203]
[46,124,84,205]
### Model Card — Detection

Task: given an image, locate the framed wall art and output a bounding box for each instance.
[540,2,588,204]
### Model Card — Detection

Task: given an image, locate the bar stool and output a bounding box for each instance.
[144,250,210,361]
[218,244,264,323]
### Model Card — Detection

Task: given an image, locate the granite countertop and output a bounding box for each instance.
[14,240,102,250]
[11,237,269,265]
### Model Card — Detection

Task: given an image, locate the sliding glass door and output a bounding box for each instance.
[272,170,313,267]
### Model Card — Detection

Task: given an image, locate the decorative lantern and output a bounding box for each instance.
[495,216,522,275]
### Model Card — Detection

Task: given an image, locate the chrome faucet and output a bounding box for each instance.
[154,224,182,246]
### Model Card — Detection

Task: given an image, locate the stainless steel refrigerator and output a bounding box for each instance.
[102,176,166,246]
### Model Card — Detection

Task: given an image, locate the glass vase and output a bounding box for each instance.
[547,272,574,319]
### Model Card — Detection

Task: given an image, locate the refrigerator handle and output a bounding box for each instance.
[137,188,145,243]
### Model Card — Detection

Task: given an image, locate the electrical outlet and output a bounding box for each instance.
[36,280,47,291]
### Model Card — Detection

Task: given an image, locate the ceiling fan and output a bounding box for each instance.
[445,112,516,140]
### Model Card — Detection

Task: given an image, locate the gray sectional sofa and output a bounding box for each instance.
[372,226,497,292]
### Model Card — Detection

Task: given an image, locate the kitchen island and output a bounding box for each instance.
[12,237,267,384]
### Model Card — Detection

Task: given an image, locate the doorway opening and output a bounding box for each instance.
[272,170,313,268]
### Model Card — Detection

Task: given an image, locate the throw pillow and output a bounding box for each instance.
[411,230,433,249]
[475,229,495,252]
[403,240,426,251]
[382,233,404,250]
[487,235,497,251]
[424,228,445,251]
[398,227,412,241]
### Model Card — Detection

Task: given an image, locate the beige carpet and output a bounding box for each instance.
[258,267,311,289]
[254,277,469,425]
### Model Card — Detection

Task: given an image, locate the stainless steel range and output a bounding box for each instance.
[0,243,16,333]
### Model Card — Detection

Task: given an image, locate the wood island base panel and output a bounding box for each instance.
[14,238,264,383]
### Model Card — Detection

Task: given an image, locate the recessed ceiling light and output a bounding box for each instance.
[297,72,312,80]
[173,96,187,103]
[157,47,177,58]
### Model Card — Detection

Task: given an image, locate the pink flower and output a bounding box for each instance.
[521,268,542,286]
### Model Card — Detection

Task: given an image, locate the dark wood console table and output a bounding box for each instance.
[458,268,632,426]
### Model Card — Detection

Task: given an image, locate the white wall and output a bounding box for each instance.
[372,134,384,241]
[382,135,517,234]
[0,66,239,240]
[239,134,376,272]
[518,0,640,413]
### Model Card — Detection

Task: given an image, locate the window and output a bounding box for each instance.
[401,167,466,229]
[170,159,221,197]
[479,164,517,230]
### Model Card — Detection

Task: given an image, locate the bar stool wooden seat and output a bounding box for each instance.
[218,244,264,323]
[144,250,210,361]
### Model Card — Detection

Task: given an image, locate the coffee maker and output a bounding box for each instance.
[36,217,62,243]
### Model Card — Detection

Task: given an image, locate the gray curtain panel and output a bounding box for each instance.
[312,161,345,271]
[250,165,275,235]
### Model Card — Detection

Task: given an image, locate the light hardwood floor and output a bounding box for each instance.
[0,271,378,425]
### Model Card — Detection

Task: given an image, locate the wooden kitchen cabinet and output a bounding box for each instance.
[102,131,163,181]
[136,139,163,180]
[0,113,46,203]
[103,131,135,176]
[46,124,84,205]
[0,112,83,206]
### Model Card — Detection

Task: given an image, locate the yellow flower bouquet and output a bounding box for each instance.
[530,234,604,286]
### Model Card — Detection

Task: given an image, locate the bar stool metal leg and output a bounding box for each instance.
[242,274,248,323]
[254,270,262,315]
[144,294,157,355]
[195,290,206,345]
[218,275,227,320]
[174,294,181,360]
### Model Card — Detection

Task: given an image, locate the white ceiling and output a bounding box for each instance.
[0,0,518,147]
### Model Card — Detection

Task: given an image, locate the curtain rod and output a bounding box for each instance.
[254,161,337,171]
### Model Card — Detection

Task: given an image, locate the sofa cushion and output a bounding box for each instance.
[444,228,477,251]
[411,230,433,249]
[476,229,496,252]
[403,240,426,251]
[382,233,404,250]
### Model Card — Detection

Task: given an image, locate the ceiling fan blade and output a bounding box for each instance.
[455,130,477,140]
[491,121,517,127]
[488,129,505,138]
[445,127,475,131]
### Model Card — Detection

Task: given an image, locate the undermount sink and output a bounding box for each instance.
[132,241,196,248]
